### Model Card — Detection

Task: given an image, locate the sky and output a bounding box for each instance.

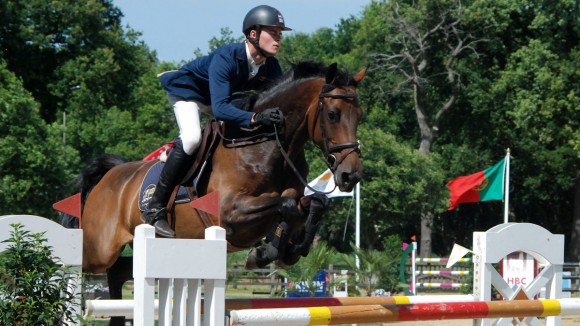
[113,0,371,63]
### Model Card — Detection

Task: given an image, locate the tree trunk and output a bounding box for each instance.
[417,132,433,257]
[420,211,433,257]
[568,170,580,260]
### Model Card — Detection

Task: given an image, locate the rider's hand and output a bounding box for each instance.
[251,108,284,128]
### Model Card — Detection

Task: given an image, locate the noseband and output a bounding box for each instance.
[313,86,361,173]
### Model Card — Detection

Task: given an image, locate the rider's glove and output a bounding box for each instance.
[251,108,284,128]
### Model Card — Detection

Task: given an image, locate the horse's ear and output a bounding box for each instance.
[352,66,368,86]
[325,63,338,84]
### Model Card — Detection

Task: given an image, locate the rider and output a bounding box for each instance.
[142,5,292,237]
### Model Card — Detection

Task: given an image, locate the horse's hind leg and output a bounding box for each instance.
[106,255,133,326]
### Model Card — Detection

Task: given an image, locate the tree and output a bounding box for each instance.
[207,28,244,54]
[50,25,164,161]
[0,61,77,217]
[0,0,126,122]
[280,17,367,72]
[317,127,445,252]
[489,41,579,255]
[0,0,165,163]
[371,0,488,256]
[436,0,580,257]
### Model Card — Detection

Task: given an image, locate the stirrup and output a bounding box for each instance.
[141,207,167,224]
[141,208,175,238]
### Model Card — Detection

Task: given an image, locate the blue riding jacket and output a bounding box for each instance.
[158,42,283,127]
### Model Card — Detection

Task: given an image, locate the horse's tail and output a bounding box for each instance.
[79,154,129,206]
[56,154,128,229]
[57,212,80,229]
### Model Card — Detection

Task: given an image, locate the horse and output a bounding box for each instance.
[77,61,365,323]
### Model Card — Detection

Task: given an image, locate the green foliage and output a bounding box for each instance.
[378,235,405,292]
[318,127,446,251]
[276,242,338,297]
[459,263,474,295]
[208,28,245,54]
[485,39,580,234]
[0,0,127,122]
[0,61,78,218]
[1,0,165,164]
[0,223,80,325]
[340,239,400,296]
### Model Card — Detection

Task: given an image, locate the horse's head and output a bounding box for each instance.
[249,62,366,192]
[308,63,366,192]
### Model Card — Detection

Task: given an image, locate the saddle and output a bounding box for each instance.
[139,118,279,230]
[139,119,220,213]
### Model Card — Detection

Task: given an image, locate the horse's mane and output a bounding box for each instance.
[242,61,355,111]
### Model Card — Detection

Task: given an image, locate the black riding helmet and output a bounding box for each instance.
[243,5,292,36]
[243,5,292,57]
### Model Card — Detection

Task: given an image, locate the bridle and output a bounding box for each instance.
[274,83,361,195]
[314,85,361,172]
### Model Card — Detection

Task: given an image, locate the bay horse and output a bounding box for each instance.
[78,62,365,322]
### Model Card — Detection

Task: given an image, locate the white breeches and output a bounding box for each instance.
[167,94,212,155]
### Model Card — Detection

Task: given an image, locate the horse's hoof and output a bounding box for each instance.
[275,260,290,269]
[280,253,301,267]
[245,249,259,269]
[246,247,272,269]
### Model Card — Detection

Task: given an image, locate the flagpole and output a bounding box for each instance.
[411,241,417,295]
[355,182,360,269]
[503,149,511,224]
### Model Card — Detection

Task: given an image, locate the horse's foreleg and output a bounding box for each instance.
[233,194,303,269]
[280,193,329,266]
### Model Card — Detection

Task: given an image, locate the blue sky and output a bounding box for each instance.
[113,0,371,63]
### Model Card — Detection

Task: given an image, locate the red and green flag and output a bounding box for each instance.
[447,158,506,211]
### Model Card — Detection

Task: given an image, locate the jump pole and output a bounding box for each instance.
[229,298,580,326]
[85,294,475,318]
[415,270,469,275]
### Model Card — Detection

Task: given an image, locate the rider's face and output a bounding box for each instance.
[258,26,283,56]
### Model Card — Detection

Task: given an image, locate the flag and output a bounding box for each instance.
[304,169,354,198]
[446,243,473,268]
[447,158,505,211]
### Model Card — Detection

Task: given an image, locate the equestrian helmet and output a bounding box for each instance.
[243,5,292,36]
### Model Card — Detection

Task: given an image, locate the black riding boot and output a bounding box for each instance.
[141,142,193,238]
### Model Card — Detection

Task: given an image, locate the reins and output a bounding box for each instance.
[215,120,277,146]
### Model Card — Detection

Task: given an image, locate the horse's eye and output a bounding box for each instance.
[327,110,339,122]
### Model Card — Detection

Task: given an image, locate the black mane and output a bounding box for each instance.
[288,61,355,86]
[250,61,353,111]
[286,61,328,80]
[233,61,355,112]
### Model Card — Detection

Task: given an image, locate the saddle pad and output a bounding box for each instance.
[139,161,189,211]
